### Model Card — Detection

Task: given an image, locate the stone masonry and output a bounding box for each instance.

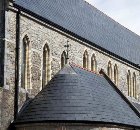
[0,5,140,130]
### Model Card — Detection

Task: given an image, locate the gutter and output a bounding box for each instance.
[14,9,21,120]
[13,120,140,129]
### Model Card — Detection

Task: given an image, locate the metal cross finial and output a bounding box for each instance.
[64,40,71,64]
[64,40,70,59]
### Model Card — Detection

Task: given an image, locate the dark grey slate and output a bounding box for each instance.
[18,99,33,116]
[57,63,77,74]
[15,64,140,127]
[14,0,140,66]
[133,102,140,112]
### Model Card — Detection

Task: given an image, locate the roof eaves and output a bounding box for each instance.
[99,69,140,119]
[13,120,140,129]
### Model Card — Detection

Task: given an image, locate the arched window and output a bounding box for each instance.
[21,35,30,89]
[83,50,88,69]
[107,61,112,79]
[91,54,97,72]
[127,70,131,96]
[114,64,118,86]
[132,72,137,99]
[61,51,66,68]
[42,44,50,88]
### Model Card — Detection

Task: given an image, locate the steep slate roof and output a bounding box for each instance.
[14,0,140,66]
[14,63,140,128]
[133,102,140,112]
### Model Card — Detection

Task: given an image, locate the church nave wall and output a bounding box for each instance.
[5,9,140,102]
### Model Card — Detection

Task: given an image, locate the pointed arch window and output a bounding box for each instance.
[127,70,131,96]
[83,50,88,69]
[107,61,112,79]
[61,51,66,68]
[21,35,30,89]
[91,54,97,72]
[114,64,118,86]
[132,72,137,99]
[42,44,50,88]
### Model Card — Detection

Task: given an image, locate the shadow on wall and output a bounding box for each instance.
[7,123,16,130]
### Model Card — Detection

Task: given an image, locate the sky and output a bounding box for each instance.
[85,0,140,36]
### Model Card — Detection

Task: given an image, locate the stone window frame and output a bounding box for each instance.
[91,53,97,72]
[132,72,137,99]
[114,64,118,86]
[42,44,51,88]
[83,50,89,69]
[21,34,31,91]
[107,61,112,80]
[127,70,131,96]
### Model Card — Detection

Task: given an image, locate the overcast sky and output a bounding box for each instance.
[85,0,140,36]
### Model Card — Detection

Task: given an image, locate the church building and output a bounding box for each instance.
[0,0,140,130]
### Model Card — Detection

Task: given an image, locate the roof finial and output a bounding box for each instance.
[64,40,70,64]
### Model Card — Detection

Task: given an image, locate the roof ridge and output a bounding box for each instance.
[69,62,103,76]
[83,0,140,37]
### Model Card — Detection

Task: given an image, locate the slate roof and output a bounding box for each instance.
[14,0,140,67]
[133,102,140,112]
[14,63,140,128]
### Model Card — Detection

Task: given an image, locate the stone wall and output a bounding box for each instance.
[0,7,140,130]
[0,9,27,130]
